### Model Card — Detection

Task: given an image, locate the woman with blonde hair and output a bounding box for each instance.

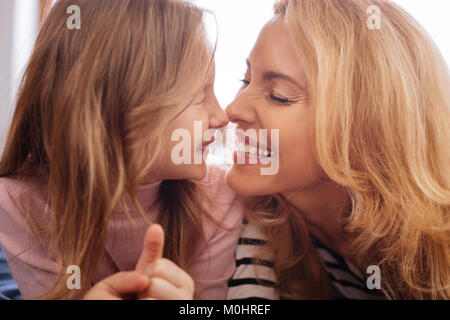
[0,0,243,300]
[226,0,450,299]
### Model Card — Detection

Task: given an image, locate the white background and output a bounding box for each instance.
[194,0,450,108]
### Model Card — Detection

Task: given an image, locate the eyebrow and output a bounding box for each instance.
[246,59,305,90]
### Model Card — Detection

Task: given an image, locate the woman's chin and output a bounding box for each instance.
[226,165,274,197]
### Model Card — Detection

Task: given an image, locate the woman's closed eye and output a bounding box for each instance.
[239,79,297,105]
[268,94,296,105]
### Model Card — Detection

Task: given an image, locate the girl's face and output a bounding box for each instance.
[226,17,324,196]
[154,67,229,181]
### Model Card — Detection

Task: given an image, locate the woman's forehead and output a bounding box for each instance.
[248,17,307,88]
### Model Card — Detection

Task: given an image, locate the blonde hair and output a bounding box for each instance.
[0,0,217,299]
[250,0,450,299]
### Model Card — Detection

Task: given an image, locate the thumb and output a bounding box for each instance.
[135,224,165,272]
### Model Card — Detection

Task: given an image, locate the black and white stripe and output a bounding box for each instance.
[312,237,384,300]
[227,222,279,300]
[227,222,385,300]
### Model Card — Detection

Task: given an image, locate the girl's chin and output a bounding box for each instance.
[189,163,208,181]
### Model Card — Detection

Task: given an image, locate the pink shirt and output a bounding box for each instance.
[0,165,243,299]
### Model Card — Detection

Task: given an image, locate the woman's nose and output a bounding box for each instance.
[226,95,255,125]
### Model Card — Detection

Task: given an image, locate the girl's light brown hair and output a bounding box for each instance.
[249,0,450,299]
[0,0,217,299]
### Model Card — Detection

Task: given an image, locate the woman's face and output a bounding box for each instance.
[226,17,324,196]
[154,67,229,181]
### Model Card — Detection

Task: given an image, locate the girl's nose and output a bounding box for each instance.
[209,98,229,129]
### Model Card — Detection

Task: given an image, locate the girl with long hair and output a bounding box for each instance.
[0,0,243,300]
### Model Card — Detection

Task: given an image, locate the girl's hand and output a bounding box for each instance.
[135,224,195,300]
[83,271,150,300]
[83,224,194,300]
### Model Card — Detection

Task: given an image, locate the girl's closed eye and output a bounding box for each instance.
[192,91,206,105]
[240,79,250,86]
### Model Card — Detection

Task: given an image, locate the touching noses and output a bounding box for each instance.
[208,96,230,129]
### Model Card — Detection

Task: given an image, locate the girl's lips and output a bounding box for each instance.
[197,136,215,152]
[203,136,215,148]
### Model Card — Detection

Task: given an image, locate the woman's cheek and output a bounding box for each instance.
[277,119,321,188]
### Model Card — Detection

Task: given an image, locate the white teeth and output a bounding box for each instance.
[236,139,271,159]
[259,149,269,157]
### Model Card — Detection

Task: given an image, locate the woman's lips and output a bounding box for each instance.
[235,128,272,158]
[232,128,275,166]
[235,140,271,158]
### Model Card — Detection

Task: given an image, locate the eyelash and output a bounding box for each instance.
[239,79,296,105]
[269,94,295,105]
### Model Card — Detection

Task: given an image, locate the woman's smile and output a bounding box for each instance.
[234,127,273,165]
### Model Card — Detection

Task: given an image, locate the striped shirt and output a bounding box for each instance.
[227,221,385,300]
